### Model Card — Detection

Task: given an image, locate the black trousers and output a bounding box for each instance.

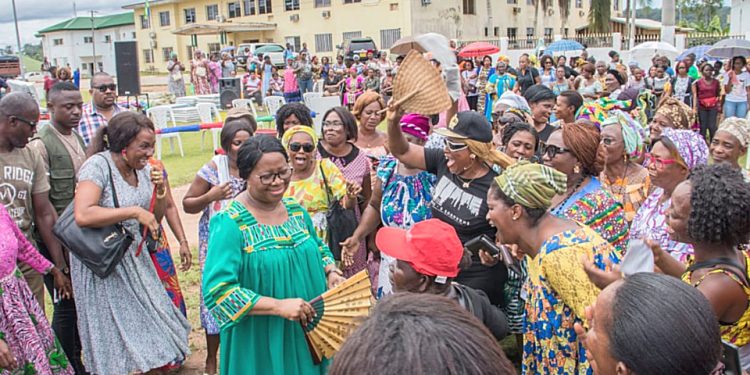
[698,107,719,143]
[39,243,88,374]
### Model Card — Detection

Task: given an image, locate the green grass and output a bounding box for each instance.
[20,55,42,73]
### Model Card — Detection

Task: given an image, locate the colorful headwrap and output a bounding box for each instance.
[717,117,750,148]
[400,113,431,141]
[281,125,318,149]
[660,128,708,170]
[655,97,695,130]
[601,110,645,159]
[634,89,658,132]
[576,97,632,129]
[496,91,532,115]
[494,161,567,209]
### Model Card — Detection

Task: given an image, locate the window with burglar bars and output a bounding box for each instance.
[342,31,362,43]
[159,11,170,26]
[184,8,196,23]
[228,2,241,18]
[285,0,300,11]
[244,0,256,15]
[208,43,221,54]
[315,0,331,6]
[463,0,475,14]
[140,15,150,29]
[162,47,173,61]
[380,28,401,49]
[315,33,333,52]
[286,36,301,51]
[206,5,219,20]
[143,49,154,64]
[258,0,272,14]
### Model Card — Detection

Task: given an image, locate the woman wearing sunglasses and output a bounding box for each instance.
[317,107,373,279]
[387,106,514,306]
[599,111,653,223]
[630,128,708,262]
[543,121,629,253]
[283,125,362,250]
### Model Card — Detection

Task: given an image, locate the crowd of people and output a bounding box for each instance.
[0,36,749,375]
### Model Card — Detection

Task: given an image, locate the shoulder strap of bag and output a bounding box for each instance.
[687,256,749,287]
[97,154,120,209]
[318,161,333,206]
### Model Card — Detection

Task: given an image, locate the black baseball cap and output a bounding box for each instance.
[434,111,493,143]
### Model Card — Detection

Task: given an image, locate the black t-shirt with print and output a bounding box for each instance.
[424,148,507,306]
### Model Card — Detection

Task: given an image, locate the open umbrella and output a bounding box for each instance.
[628,41,678,68]
[458,41,500,58]
[545,39,585,54]
[707,38,750,59]
[677,45,711,61]
[390,35,426,55]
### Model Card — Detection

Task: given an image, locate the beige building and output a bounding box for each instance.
[123,0,601,72]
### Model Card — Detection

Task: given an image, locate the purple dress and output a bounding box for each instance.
[0,205,73,374]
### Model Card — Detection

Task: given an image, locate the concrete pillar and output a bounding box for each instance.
[613,32,622,51]
[675,33,686,51]
[661,0,676,45]
[500,37,509,53]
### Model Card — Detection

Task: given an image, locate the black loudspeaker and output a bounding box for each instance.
[220,78,241,109]
[114,41,141,96]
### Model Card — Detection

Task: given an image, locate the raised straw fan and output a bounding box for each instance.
[386,49,452,115]
[301,269,372,363]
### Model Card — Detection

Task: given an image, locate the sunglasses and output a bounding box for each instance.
[10,115,37,129]
[93,84,117,93]
[645,152,680,170]
[541,144,570,159]
[444,139,468,152]
[257,167,292,185]
[288,142,315,153]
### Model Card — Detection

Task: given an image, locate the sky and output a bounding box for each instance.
[1,0,135,49]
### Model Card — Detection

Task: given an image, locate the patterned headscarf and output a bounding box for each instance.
[717,117,750,148]
[281,125,318,149]
[400,113,430,141]
[660,128,708,170]
[576,97,632,129]
[655,97,694,130]
[601,110,645,159]
[494,161,567,209]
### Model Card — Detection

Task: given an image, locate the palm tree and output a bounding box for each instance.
[589,0,612,33]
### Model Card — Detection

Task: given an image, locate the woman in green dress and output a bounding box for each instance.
[202,135,347,374]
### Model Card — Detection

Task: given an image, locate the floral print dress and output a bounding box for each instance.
[376,157,435,298]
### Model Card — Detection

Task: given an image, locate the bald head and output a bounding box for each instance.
[0,92,38,119]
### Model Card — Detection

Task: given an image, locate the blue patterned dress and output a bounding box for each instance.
[376,156,436,298]
[523,226,620,375]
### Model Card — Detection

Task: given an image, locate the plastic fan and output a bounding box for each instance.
[301,270,372,364]
[390,50,452,115]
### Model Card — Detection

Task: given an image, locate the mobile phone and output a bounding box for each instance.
[722,341,742,375]
[465,235,500,257]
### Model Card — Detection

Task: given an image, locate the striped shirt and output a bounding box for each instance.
[77,102,123,146]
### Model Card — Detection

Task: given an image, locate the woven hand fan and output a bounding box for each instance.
[301,270,372,363]
[390,50,452,115]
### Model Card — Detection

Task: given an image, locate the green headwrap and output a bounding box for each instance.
[601,110,645,159]
[494,161,567,209]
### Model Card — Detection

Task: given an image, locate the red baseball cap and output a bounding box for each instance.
[375,219,464,279]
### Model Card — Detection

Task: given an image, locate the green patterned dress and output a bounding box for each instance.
[203,198,333,374]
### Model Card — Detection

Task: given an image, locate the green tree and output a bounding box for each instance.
[22,43,42,61]
[589,0,612,32]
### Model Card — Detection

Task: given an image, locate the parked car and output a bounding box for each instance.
[0,54,21,79]
[24,71,45,82]
[236,43,286,69]
[337,37,378,62]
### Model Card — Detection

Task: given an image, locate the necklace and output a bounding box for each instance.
[456,162,480,188]
[554,177,585,212]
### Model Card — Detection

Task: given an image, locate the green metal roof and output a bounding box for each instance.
[37,12,134,34]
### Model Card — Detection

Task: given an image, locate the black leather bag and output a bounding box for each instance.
[53,155,133,278]
[319,163,357,261]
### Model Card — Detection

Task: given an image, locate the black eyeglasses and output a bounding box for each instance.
[288,142,315,153]
[257,167,292,185]
[93,84,117,93]
[541,144,571,159]
[10,115,37,129]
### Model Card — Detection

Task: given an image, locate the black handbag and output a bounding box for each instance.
[53,155,134,278]
[319,163,357,261]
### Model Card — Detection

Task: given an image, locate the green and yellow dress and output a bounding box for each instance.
[203,198,334,374]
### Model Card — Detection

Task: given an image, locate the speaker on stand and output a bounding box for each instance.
[220,78,242,109]
[114,41,141,96]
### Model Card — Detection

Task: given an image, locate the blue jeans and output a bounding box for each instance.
[297,78,313,94]
[723,100,748,119]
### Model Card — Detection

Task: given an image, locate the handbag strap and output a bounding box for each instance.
[97,154,121,209]
[135,188,158,257]
[318,161,334,206]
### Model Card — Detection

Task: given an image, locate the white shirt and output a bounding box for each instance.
[723,70,750,102]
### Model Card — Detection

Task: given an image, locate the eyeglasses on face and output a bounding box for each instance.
[257,167,292,185]
[288,142,315,153]
[645,152,679,170]
[93,84,117,93]
[10,115,37,129]
[444,139,468,152]
[541,144,570,159]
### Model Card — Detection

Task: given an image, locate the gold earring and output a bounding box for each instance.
[573,165,581,174]
[470,154,476,160]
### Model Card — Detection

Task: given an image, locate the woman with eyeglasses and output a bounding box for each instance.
[283,126,361,252]
[202,135,346,375]
[387,105,514,306]
[543,121,629,253]
[538,55,556,88]
[317,107,373,279]
[710,117,750,181]
[182,108,256,375]
[599,111,652,223]
[630,128,708,262]
[484,162,619,374]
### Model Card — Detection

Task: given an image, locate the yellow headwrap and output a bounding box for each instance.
[281,125,318,149]
[494,161,567,209]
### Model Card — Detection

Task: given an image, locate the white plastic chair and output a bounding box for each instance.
[263,96,286,117]
[147,105,184,159]
[312,79,324,93]
[303,92,323,109]
[307,96,344,134]
[196,103,222,151]
[232,98,258,118]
